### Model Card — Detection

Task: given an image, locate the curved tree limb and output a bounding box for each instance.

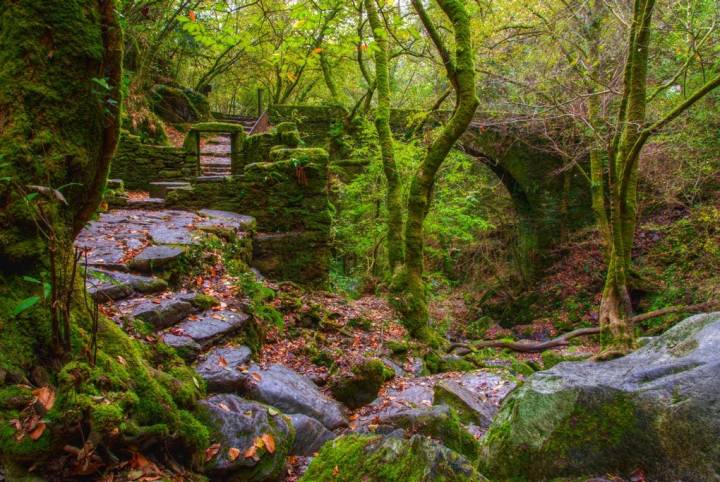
[450,301,718,355]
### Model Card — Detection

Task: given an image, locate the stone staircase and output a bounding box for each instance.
[78,208,256,359]
[198,116,257,177]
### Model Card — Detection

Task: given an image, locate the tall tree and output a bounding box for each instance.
[597,0,720,356]
[397,0,480,341]
[364,0,405,272]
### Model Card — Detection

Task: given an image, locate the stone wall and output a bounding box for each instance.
[166,143,332,287]
[111,131,197,190]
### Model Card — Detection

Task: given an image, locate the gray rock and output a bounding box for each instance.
[199,209,255,230]
[196,346,253,392]
[163,310,249,352]
[434,378,498,429]
[126,197,165,209]
[148,225,196,245]
[89,269,168,294]
[242,364,347,430]
[480,312,720,481]
[87,278,134,302]
[289,413,335,456]
[106,179,124,190]
[132,297,195,329]
[148,181,191,198]
[200,394,293,481]
[128,245,184,272]
[302,434,485,481]
[160,334,201,358]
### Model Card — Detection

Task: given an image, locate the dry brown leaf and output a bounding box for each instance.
[130,451,151,469]
[117,356,127,366]
[332,465,340,476]
[205,443,221,462]
[218,402,231,412]
[218,356,228,368]
[261,433,275,454]
[29,422,46,440]
[227,447,241,461]
[251,372,262,382]
[33,386,56,411]
[243,445,258,459]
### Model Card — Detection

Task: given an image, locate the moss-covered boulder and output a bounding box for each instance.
[300,434,485,481]
[200,394,294,481]
[479,312,720,481]
[330,358,394,409]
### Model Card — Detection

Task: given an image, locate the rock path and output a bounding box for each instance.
[77,206,517,480]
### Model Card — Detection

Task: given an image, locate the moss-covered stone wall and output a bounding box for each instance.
[110,131,198,191]
[167,145,332,286]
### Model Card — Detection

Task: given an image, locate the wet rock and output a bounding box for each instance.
[196,346,253,392]
[198,209,256,234]
[126,197,165,209]
[242,364,347,430]
[480,312,720,481]
[132,297,195,329]
[163,310,249,352]
[301,434,485,482]
[289,413,335,456]
[148,225,196,245]
[201,394,293,481]
[128,245,184,272]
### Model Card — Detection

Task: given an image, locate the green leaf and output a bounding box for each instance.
[43,282,52,299]
[22,275,41,284]
[24,192,39,202]
[13,296,40,316]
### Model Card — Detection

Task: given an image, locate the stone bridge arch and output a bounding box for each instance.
[267,105,594,280]
[459,123,592,280]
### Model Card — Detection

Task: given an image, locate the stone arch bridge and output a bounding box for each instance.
[268,105,593,279]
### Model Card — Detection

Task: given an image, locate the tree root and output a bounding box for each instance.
[449,301,717,355]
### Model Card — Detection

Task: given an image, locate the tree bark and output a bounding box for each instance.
[365,0,405,272]
[399,0,479,341]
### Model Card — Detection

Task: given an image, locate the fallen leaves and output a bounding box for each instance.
[227,447,241,461]
[261,433,276,454]
[205,443,221,462]
[33,386,55,411]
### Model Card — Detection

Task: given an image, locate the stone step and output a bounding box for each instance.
[195,175,230,183]
[107,178,124,190]
[202,169,231,176]
[88,268,168,295]
[131,295,197,330]
[126,197,165,209]
[128,245,184,273]
[148,181,192,198]
[200,160,231,168]
[161,310,250,359]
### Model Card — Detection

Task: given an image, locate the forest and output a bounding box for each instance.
[0,0,719,480]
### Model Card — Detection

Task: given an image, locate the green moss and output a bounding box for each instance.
[90,403,124,433]
[301,434,481,482]
[387,340,409,354]
[190,294,220,311]
[330,359,394,409]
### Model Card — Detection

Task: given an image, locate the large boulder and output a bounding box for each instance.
[200,394,294,481]
[480,312,720,481]
[300,434,485,481]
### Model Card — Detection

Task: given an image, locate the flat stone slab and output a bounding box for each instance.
[129,245,184,272]
[241,364,348,430]
[126,197,166,209]
[131,296,195,329]
[148,181,191,198]
[197,209,256,235]
[87,279,134,302]
[163,310,249,353]
[89,269,168,294]
[196,346,253,392]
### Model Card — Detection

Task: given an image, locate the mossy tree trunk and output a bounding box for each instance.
[398,0,480,340]
[597,0,720,357]
[364,0,405,272]
[0,0,122,268]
